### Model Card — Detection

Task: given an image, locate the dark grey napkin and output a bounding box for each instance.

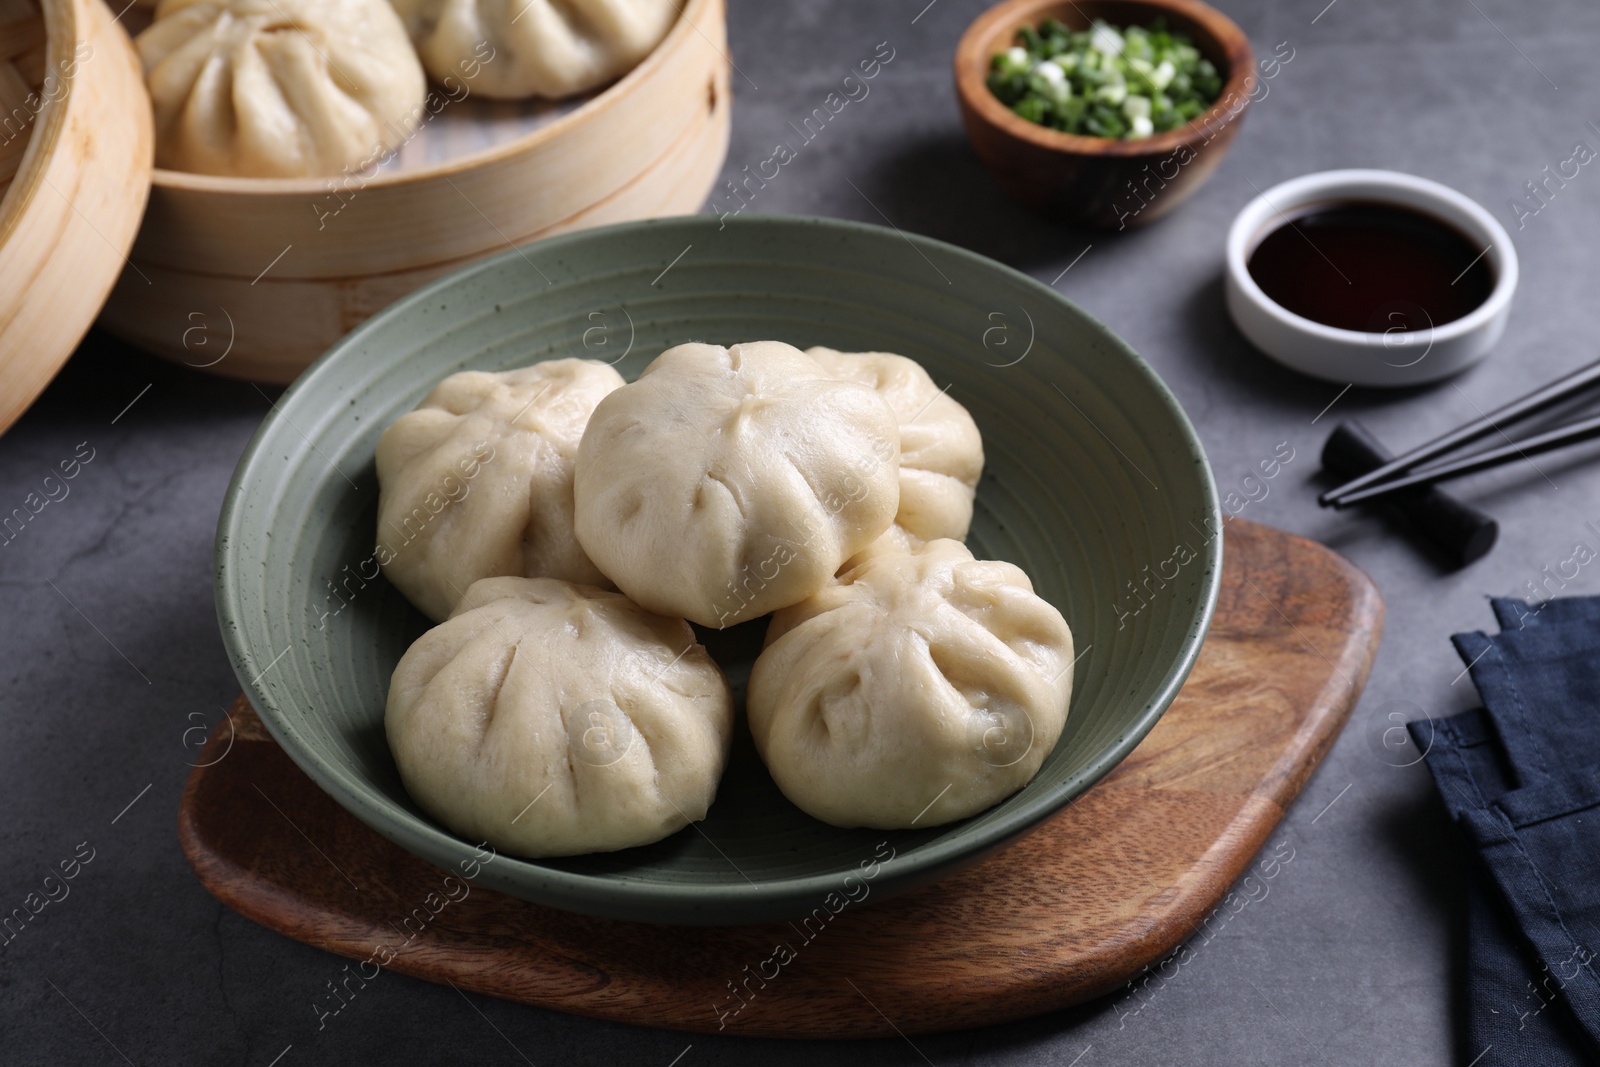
[1410,598,1600,1065]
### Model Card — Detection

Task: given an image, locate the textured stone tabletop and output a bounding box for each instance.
[3,0,1594,1062]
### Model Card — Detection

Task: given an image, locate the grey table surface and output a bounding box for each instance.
[3,0,1594,1062]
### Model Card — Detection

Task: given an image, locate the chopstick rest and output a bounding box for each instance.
[1321,420,1498,569]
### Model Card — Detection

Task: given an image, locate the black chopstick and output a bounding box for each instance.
[1329,411,1600,507]
[1318,356,1600,507]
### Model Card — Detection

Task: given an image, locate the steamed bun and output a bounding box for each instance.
[749,539,1073,829]
[376,359,624,622]
[390,0,678,100]
[386,577,734,857]
[805,347,984,544]
[574,341,901,629]
[137,0,427,177]
[840,523,923,573]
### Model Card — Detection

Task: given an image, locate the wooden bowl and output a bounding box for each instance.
[96,0,730,384]
[954,0,1255,229]
[0,0,152,436]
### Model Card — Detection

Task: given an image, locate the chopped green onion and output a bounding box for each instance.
[985,16,1223,140]
[1089,23,1124,57]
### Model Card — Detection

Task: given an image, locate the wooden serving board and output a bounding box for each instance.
[179,518,1382,1039]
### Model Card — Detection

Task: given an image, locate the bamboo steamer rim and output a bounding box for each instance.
[148,0,717,196]
[0,0,153,440]
[0,0,75,245]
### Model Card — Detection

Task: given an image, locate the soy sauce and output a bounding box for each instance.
[1246,201,1494,333]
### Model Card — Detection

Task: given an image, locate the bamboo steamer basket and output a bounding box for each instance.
[97,0,731,384]
[0,0,152,435]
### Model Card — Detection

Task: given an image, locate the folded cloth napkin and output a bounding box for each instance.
[1410,597,1600,1065]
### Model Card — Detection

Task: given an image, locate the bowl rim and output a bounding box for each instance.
[147,0,717,195]
[953,0,1257,158]
[214,213,1222,921]
[1224,168,1520,347]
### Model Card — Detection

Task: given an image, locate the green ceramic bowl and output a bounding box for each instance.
[216,215,1220,925]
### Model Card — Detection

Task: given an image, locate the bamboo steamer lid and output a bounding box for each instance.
[0,0,153,437]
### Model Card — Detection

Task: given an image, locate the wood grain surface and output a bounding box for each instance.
[179,518,1383,1039]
